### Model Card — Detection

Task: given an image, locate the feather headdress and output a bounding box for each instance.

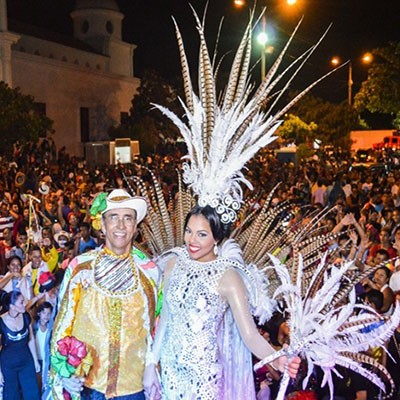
[154,6,339,223]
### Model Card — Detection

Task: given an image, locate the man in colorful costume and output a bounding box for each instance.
[49,189,160,400]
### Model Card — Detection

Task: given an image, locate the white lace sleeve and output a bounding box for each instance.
[220,239,276,324]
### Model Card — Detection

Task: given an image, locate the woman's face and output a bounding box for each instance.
[184,214,216,263]
[8,258,21,274]
[373,268,389,287]
[10,294,25,314]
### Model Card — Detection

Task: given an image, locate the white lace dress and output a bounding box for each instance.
[159,247,257,400]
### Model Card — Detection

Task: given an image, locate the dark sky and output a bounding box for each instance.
[7,0,400,104]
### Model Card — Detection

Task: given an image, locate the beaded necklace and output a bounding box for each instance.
[92,248,139,297]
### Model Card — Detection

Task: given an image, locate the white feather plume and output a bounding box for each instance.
[255,253,400,399]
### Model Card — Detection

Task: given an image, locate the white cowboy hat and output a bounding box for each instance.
[102,189,147,223]
[54,230,71,244]
[38,182,50,195]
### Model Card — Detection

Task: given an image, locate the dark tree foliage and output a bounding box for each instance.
[287,93,362,150]
[109,69,182,155]
[354,42,400,128]
[0,82,53,155]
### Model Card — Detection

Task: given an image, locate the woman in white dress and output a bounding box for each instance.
[145,205,300,400]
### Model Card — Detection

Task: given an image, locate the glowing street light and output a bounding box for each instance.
[233,0,245,7]
[331,53,372,106]
[256,0,298,80]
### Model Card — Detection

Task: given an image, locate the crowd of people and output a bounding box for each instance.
[0,139,399,399]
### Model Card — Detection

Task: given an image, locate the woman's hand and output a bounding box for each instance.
[143,364,162,400]
[273,353,301,379]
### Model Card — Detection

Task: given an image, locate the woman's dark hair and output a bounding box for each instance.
[260,312,287,348]
[36,301,53,317]
[1,290,23,312]
[184,205,231,242]
[7,255,22,268]
[365,289,384,310]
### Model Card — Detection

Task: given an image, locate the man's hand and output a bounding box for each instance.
[143,364,162,400]
[61,376,85,395]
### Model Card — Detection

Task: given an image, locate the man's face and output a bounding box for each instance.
[3,228,12,241]
[81,226,90,239]
[103,208,137,255]
[42,229,51,239]
[374,253,388,265]
[17,233,27,246]
[30,250,42,268]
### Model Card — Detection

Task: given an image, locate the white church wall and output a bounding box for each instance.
[12,51,139,157]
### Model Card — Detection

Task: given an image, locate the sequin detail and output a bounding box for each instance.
[160,248,232,399]
[94,251,139,296]
[106,297,122,397]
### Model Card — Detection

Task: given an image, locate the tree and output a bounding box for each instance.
[277,114,318,145]
[287,93,361,150]
[354,42,400,129]
[109,69,181,155]
[0,82,53,155]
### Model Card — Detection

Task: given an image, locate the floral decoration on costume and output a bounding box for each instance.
[51,336,93,400]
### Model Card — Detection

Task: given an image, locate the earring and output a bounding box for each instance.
[214,243,218,256]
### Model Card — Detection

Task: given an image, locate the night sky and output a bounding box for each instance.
[7,0,400,104]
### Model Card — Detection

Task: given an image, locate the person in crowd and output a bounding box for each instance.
[362,266,395,315]
[74,222,98,255]
[0,227,14,274]
[33,301,53,392]
[22,242,58,296]
[49,189,160,400]
[0,290,41,400]
[0,201,15,242]
[346,184,362,220]
[10,229,28,265]
[53,230,71,262]
[367,227,397,264]
[0,255,32,300]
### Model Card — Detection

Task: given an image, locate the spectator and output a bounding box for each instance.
[0,255,32,300]
[0,201,15,241]
[367,227,397,264]
[362,266,395,315]
[10,229,28,265]
[22,243,58,297]
[0,290,41,399]
[74,222,97,255]
[0,227,14,274]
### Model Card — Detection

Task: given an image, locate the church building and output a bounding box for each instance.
[0,0,140,156]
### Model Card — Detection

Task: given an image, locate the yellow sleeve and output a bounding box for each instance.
[41,246,59,272]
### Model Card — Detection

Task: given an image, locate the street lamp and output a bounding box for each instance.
[255,0,298,80]
[331,53,373,106]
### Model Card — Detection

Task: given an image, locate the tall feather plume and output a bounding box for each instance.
[172,17,194,113]
[153,7,339,225]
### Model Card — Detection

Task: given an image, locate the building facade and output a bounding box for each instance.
[0,0,140,156]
